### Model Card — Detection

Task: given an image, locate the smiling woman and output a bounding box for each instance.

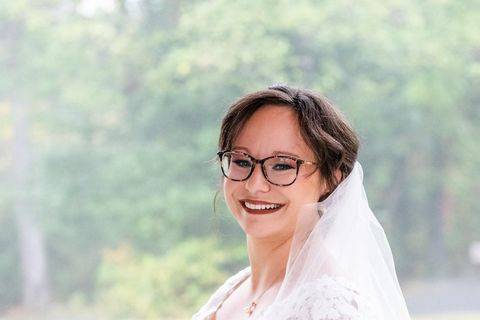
[192,85,411,320]
[221,105,329,242]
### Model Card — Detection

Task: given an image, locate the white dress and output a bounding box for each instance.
[191,266,377,320]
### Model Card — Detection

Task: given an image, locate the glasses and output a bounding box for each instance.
[217,150,318,186]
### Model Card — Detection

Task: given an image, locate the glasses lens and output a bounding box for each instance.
[264,156,298,185]
[221,152,252,180]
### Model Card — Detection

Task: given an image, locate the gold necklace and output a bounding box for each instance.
[244,272,284,317]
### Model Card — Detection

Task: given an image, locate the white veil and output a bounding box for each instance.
[269,161,411,319]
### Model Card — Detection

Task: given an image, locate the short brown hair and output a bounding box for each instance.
[218,84,359,201]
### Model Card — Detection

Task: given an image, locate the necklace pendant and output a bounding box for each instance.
[244,301,257,317]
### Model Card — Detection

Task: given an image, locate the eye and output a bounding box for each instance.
[269,157,297,171]
[233,159,252,168]
[272,163,295,171]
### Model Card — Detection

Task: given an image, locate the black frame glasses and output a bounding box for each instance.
[217,150,318,186]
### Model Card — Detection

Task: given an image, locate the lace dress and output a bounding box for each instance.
[191,266,377,320]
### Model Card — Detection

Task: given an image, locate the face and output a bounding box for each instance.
[223,104,328,241]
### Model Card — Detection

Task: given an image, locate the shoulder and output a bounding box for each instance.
[192,266,251,320]
[263,275,378,320]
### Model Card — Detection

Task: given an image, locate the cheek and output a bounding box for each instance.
[290,175,324,204]
[223,179,230,202]
[308,172,325,200]
[223,179,238,210]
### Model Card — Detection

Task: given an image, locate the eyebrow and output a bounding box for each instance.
[232,146,302,158]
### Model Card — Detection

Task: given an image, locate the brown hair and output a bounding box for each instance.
[217,84,359,201]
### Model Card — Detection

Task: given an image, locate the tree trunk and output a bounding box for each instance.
[428,137,448,275]
[3,12,51,309]
[12,100,50,308]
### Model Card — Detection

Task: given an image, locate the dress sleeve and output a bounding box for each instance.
[192,267,251,320]
[261,275,378,320]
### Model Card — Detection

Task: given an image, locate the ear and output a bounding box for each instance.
[318,168,343,201]
[333,168,342,185]
[327,168,342,193]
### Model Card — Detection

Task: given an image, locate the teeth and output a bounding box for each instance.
[244,202,281,210]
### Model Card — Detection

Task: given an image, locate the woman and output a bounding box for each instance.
[192,85,411,319]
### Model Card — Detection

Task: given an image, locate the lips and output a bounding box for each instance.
[240,199,285,215]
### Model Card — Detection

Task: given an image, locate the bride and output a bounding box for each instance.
[192,85,411,319]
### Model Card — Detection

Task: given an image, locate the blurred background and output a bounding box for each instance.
[0,0,479,319]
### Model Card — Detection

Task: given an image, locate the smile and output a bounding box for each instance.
[240,200,285,215]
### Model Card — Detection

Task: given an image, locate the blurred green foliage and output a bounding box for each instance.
[95,237,235,319]
[0,0,479,318]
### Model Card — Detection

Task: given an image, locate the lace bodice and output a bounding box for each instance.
[191,267,377,320]
[261,275,377,319]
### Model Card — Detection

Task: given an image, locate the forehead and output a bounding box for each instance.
[232,104,314,158]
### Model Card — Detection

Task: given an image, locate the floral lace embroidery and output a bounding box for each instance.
[259,275,378,320]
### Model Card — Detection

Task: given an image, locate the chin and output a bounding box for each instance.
[244,229,279,240]
[240,219,286,239]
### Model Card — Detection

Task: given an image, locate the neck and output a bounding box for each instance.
[246,234,292,294]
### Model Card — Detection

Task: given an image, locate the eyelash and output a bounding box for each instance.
[272,163,294,170]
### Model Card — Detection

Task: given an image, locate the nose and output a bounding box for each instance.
[245,164,270,194]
